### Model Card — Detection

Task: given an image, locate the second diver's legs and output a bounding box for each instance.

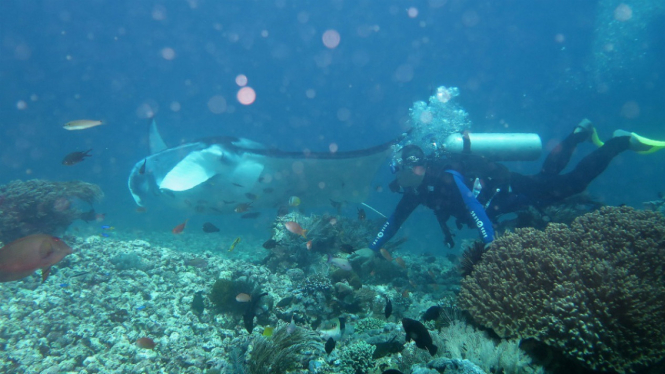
[542,136,631,199]
[540,119,595,175]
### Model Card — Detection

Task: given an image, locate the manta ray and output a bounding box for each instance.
[128,120,395,214]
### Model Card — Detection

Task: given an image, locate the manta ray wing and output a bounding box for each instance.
[128,122,394,213]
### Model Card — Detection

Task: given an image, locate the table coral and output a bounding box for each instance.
[0,179,103,243]
[458,206,665,373]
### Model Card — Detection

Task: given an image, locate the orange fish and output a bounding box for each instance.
[0,234,73,283]
[236,293,252,302]
[172,220,188,234]
[379,248,393,262]
[306,240,313,251]
[136,337,157,349]
[395,257,406,269]
[284,221,307,238]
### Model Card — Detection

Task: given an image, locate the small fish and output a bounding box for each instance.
[243,292,268,334]
[306,240,313,251]
[232,183,244,187]
[101,225,115,230]
[329,218,338,226]
[172,220,188,234]
[372,336,405,360]
[202,222,220,233]
[63,119,104,131]
[277,206,289,217]
[330,199,342,213]
[245,192,259,201]
[139,159,147,175]
[395,257,406,269]
[136,207,148,213]
[59,283,68,288]
[382,370,403,374]
[262,326,275,337]
[287,315,297,334]
[136,337,156,350]
[241,212,261,219]
[236,293,251,302]
[62,149,92,165]
[402,318,437,356]
[234,202,253,213]
[229,237,241,252]
[262,239,278,249]
[288,196,301,206]
[339,244,356,254]
[284,221,307,238]
[71,271,90,278]
[136,305,146,310]
[385,296,392,319]
[339,317,346,335]
[327,254,352,271]
[99,233,110,238]
[402,289,410,298]
[325,337,336,354]
[380,248,393,262]
[357,208,366,220]
[422,306,443,322]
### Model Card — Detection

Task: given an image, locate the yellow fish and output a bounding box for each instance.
[228,237,241,252]
[63,119,104,131]
[262,326,275,337]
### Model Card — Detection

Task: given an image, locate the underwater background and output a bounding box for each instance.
[1,1,665,374]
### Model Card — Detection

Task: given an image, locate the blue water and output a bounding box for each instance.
[1,0,664,245]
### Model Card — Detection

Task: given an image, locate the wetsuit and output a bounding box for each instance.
[369,132,631,249]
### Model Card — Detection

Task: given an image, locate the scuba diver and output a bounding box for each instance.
[368,120,664,250]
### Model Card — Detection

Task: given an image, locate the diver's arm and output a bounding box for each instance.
[369,195,419,251]
[433,209,456,248]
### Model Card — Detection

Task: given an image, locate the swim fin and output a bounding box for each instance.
[613,130,665,154]
[574,119,603,147]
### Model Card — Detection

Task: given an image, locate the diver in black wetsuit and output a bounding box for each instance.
[368,121,660,250]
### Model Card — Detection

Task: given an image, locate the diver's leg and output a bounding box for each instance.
[540,119,595,175]
[549,136,630,197]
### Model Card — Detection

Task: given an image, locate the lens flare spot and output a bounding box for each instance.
[322,29,341,49]
[161,47,176,60]
[237,87,256,105]
[208,95,227,114]
[235,74,248,87]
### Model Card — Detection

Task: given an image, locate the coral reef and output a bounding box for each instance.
[246,325,322,374]
[458,206,665,373]
[339,341,376,374]
[0,179,103,243]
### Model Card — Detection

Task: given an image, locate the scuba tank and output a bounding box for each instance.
[442,132,542,161]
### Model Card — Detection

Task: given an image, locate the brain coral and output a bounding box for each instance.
[458,206,665,373]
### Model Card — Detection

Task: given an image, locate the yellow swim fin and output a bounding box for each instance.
[590,128,604,148]
[630,132,665,154]
[613,130,665,154]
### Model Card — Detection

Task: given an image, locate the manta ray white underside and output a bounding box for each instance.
[128,120,394,214]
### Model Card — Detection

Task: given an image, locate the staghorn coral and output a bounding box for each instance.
[0,179,103,243]
[458,206,665,373]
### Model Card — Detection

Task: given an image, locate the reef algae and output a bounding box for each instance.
[458,206,665,373]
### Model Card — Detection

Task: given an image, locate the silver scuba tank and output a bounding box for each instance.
[442,132,542,161]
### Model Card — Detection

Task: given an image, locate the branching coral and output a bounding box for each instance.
[247,325,322,374]
[339,341,375,374]
[0,179,103,243]
[458,207,665,373]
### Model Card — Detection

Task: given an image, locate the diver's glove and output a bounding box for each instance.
[444,233,456,249]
